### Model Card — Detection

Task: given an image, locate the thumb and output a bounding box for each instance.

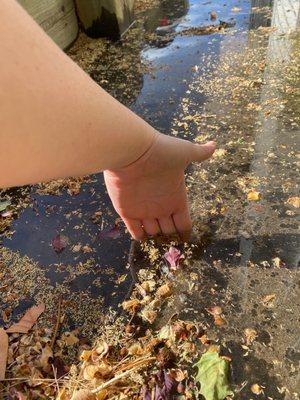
[190,140,216,163]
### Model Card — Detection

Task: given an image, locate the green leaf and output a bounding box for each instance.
[0,200,11,212]
[194,351,233,400]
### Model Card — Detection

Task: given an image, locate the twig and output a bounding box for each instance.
[52,364,60,394]
[117,356,155,373]
[91,357,156,394]
[50,297,62,349]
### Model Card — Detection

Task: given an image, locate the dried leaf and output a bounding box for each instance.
[247,190,260,201]
[95,341,109,359]
[206,306,227,326]
[141,310,157,324]
[194,351,233,400]
[261,294,276,307]
[39,344,53,372]
[251,383,263,395]
[122,299,141,314]
[98,225,120,239]
[61,331,79,346]
[158,325,176,347]
[206,306,222,316]
[169,368,185,382]
[156,283,172,299]
[80,350,93,362]
[96,391,108,400]
[141,280,156,293]
[244,328,258,345]
[71,389,95,400]
[213,315,227,327]
[6,303,45,333]
[213,149,227,158]
[52,234,69,253]
[164,247,184,270]
[286,196,300,208]
[0,328,8,379]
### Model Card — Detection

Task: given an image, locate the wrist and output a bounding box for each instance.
[107,124,159,171]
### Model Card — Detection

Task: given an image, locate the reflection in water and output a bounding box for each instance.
[249,0,273,29]
[144,0,189,32]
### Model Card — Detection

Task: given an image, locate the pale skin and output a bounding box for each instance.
[0,1,215,240]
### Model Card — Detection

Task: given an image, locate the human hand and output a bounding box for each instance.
[104,133,215,240]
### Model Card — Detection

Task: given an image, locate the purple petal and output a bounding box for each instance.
[164,246,184,270]
[98,224,120,239]
[155,370,177,400]
[51,234,69,253]
[163,370,176,393]
[142,385,152,400]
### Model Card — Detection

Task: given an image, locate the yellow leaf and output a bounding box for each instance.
[251,383,263,394]
[247,190,260,201]
[287,196,300,208]
[80,350,93,362]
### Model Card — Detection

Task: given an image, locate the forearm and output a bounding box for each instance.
[0,1,156,188]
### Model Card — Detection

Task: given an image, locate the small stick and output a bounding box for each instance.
[91,357,156,394]
[50,297,62,349]
[52,364,60,394]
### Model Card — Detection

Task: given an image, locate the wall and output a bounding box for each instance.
[18,0,78,49]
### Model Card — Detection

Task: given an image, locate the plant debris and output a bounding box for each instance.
[194,349,233,400]
[52,235,69,253]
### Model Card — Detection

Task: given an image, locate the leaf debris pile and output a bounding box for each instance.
[1,243,234,400]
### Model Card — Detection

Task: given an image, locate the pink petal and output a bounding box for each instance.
[98,225,120,240]
[164,246,184,270]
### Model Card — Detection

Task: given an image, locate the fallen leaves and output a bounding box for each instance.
[213,149,227,158]
[51,234,69,253]
[194,349,233,400]
[122,298,141,314]
[0,328,8,379]
[156,282,172,299]
[98,224,120,239]
[206,306,227,327]
[251,383,263,395]
[0,200,11,212]
[0,303,45,381]
[6,303,45,333]
[286,196,300,208]
[261,294,276,307]
[247,190,261,201]
[244,328,258,345]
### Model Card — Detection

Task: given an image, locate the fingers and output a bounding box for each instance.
[158,216,177,235]
[142,218,161,236]
[123,218,145,241]
[124,213,192,242]
[172,208,192,241]
[190,140,216,163]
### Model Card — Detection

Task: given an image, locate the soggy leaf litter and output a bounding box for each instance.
[1,0,300,399]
